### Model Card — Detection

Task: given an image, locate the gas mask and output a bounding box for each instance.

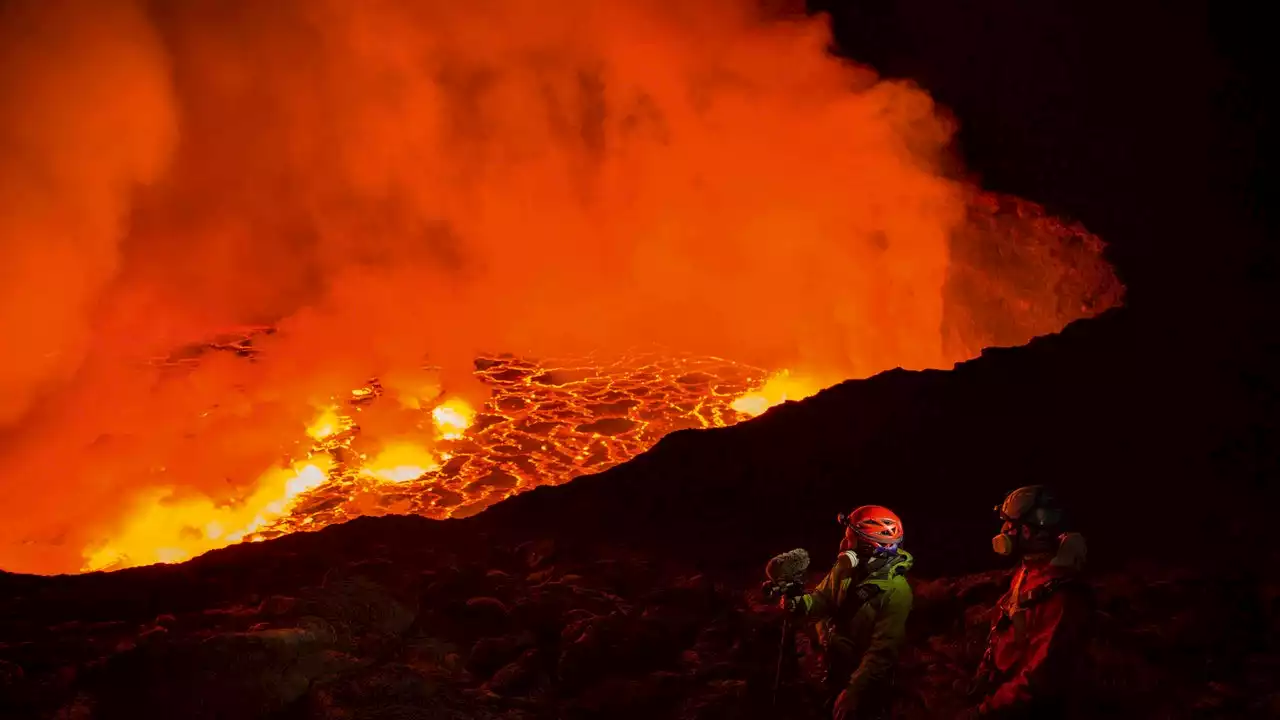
[992,519,1035,556]
[992,529,1087,569]
[992,485,1064,556]
[991,532,1017,556]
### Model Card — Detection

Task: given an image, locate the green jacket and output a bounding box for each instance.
[798,549,914,703]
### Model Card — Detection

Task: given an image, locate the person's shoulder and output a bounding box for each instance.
[1058,573,1095,607]
[1048,569,1092,595]
[885,573,914,602]
[1038,572,1094,614]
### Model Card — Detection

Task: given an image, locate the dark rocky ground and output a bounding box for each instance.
[2,306,1277,719]
[3,523,828,720]
[1,520,1276,720]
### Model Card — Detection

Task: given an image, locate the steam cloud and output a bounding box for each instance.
[0,0,1118,573]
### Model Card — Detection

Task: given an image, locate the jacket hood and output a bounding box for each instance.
[865,548,913,582]
[887,548,914,576]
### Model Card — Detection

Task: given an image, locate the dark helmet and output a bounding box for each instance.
[998,485,1063,527]
[992,485,1064,556]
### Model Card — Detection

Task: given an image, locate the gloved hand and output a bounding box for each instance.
[831,688,856,720]
[777,595,802,613]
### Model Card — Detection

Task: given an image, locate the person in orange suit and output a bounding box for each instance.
[961,485,1094,719]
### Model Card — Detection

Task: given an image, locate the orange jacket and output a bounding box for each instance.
[975,561,1093,717]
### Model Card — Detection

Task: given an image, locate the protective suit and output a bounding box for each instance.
[780,502,914,720]
[967,485,1094,719]
[972,560,1092,718]
[797,546,914,716]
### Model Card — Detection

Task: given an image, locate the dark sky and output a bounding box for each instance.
[814,0,1269,340]
[811,0,1275,499]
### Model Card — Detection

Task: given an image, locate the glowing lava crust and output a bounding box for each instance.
[82,335,818,572]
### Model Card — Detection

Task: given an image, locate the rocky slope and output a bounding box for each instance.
[0,518,1274,719]
[2,307,1276,718]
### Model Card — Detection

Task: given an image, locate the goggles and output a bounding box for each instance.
[994,486,1061,527]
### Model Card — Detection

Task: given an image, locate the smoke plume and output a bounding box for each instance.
[0,0,1118,573]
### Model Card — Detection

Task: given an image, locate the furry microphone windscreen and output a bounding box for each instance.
[765,548,810,582]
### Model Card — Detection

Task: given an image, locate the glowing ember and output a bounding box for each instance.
[359,442,441,483]
[81,342,818,571]
[82,457,334,572]
[730,370,823,417]
[432,399,476,441]
[306,406,345,440]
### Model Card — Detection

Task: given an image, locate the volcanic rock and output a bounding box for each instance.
[0,307,1275,719]
[466,633,534,679]
[306,663,442,719]
[78,627,357,720]
[1,519,1275,718]
[484,648,543,697]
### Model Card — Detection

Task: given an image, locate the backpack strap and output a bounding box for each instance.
[824,581,884,647]
[823,552,906,638]
[992,575,1086,629]
[979,575,1089,686]
[1020,575,1086,609]
[825,557,902,635]
[846,582,885,611]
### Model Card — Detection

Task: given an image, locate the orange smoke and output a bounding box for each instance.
[0,0,176,425]
[0,0,1119,574]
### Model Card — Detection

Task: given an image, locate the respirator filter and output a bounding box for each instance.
[991,534,1016,556]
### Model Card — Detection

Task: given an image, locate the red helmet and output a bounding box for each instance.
[839,505,904,552]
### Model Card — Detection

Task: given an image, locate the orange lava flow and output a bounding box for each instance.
[81,339,820,572]
[1,0,1124,576]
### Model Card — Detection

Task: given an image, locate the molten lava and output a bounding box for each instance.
[81,338,823,572]
[0,0,1123,575]
[81,457,335,573]
[730,369,821,417]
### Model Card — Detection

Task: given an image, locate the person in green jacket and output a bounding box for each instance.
[783,505,914,720]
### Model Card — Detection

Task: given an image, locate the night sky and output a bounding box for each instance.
[817,1,1269,327]
[818,0,1275,500]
